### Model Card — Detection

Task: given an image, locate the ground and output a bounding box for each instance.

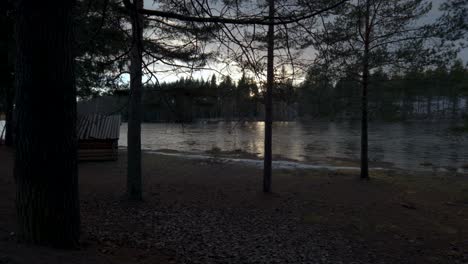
[0,147,467,263]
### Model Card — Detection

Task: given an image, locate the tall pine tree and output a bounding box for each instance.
[14,0,80,247]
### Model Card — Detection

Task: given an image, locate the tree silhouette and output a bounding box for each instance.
[14,0,80,247]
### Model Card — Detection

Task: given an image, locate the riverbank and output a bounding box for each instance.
[1,147,467,263]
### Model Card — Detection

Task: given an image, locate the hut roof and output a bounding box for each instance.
[77,114,121,140]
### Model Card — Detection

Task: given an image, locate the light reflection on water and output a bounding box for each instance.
[0,120,4,140]
[119,121,468,171]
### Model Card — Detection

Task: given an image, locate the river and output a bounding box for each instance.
[0,120,4,140]
[2,120,467,171]
[119,120,468,172]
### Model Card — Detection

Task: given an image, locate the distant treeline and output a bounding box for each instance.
[84,60,468,123]
[110,72,297,122]
[299,60,468,121]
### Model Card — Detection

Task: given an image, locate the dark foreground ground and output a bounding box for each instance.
[0,147,467,264]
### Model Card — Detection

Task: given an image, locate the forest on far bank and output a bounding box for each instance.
[78,59,468,123]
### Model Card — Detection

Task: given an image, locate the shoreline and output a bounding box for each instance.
[123,147,468,174]
[145,149,386,171]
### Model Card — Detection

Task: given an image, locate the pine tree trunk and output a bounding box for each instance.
[4,84,14,146]
[127,0,143,200]
[451,96,458,119]
[2,4,14,147]
[14,0,80,247]
[465,97,468,116]
[360,1,370,180]
[426,95,432,119]
[263,0,274,193]
[361,69,369,180]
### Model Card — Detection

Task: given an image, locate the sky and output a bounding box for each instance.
[139,0,467,84]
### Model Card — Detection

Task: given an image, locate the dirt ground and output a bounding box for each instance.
[1,147,467,263]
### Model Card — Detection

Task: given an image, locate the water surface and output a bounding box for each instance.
[4,119,466,171]
[0,120,4,140]
[118,121,468,172]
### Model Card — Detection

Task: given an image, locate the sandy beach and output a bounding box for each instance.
[1,147,467,263]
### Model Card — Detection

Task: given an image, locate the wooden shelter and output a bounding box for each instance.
[77,114,121,161]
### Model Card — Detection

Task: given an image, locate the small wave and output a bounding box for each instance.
[145,150,389,171]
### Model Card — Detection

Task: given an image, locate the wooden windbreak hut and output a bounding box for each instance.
[77,114,121,161]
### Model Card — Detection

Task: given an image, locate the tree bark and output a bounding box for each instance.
[263,0,274,193]
[2,4,14,147]
[4,84,14,146]
[451,96,458,119]
[426,95,432,119]
[127,0,144,200]
[360,0,370,180]
[14,0,80,247]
